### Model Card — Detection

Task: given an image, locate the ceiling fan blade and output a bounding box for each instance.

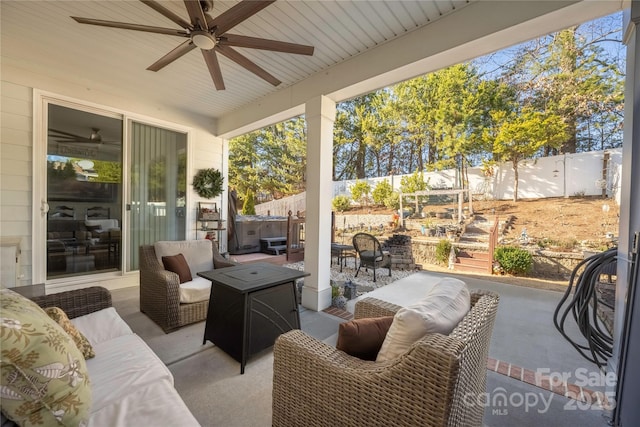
[49,129,84,139]
[220,34,314,55]
[140,0,192,29]
[202,50,225,90]
[54,137,94,143]
[183,0,209,30]
[216,45,280,86]
[49,129,97,143]
[211,0,275,35]
[71,17,188,37]
[147,40,197,71]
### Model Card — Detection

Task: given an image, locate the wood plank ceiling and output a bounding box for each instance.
[1,1,470,119]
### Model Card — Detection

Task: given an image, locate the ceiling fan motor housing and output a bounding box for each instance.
[191,30,217,50]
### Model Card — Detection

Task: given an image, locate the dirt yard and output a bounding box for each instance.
[348,196,620,252]
[471,197,620,250]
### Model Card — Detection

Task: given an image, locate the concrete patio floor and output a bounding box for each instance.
[234,251,613,425]
[114,253,613,426]
[346,269,613,427]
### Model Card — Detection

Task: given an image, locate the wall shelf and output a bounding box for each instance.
[196,202,225,250]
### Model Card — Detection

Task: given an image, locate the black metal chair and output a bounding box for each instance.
[352,232,391,282]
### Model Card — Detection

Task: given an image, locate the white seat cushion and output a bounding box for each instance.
[376,277,470,362]
[87,380,200,427]
[84,333,174,413]
[179,277,212,303]
[154,240,214,278]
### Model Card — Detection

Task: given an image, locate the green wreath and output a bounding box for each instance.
[192,168,224,199]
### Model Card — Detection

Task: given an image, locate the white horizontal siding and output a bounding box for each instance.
[1,95,32,117]
[1,82,32,102]
[1,205,31,220]
[0,175,29,192]
[1,80,33,286]
[0,158,30,177]
[1,142,31,159]
[2,127,32,146]
[0,192,32,215]
[1,111,31,134]
[0,221,31,238]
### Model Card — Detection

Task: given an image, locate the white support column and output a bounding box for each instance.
[301,95,336,311]
[220,137,229,254]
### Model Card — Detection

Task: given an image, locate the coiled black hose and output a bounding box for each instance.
[553,247,617,369]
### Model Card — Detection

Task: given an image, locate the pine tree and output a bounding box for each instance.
[242,189,256,215]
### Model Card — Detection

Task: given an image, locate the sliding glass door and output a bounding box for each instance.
[46,104,123,279]
[127,121,187,271]
[42,100,188,281]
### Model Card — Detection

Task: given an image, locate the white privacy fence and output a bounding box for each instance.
[255,149,622,215]
[254,192,306,217]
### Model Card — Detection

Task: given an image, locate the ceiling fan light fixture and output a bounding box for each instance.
[90,128,102,142]
[192,31,216,50]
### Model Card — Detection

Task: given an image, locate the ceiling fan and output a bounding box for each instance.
[48,128,119,145]
[71,0,315,90]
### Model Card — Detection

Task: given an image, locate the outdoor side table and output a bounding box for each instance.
[198,263,309,374]
[331,243,356,272]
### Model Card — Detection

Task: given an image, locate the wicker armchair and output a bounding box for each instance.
[272,290,499,427]
[31,286,112,319]
[139,241,235,333]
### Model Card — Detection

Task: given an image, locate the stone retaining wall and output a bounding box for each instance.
[334,214,448,230]
[411,239,584,281]
[335,214,392,229]
[334,220,586,280]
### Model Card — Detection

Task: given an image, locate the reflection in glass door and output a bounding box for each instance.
[128,121,187,271]
[46,104,123,279]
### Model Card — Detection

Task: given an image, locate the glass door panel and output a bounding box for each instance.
[127,121,187,271]
[46,104,123,279]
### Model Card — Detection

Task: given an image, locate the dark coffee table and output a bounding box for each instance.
[198,263,309,374]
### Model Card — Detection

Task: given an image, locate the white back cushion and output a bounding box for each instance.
[154,240,214,278]
[376,277,470,362]
[71,307,133,346]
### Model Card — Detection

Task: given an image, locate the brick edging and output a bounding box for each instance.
[487,358,610,408]
[322,306,354,320]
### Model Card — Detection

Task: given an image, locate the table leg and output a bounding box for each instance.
[241,293,250,375]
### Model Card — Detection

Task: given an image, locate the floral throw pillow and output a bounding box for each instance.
[0,289,92,427]
[45,307,95,359]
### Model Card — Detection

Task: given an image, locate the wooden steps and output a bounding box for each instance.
[455,250,491,274]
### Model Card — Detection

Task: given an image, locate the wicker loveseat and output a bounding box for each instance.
[1,286,198,426]
[139,240,234,333]
[272,290,499,427]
